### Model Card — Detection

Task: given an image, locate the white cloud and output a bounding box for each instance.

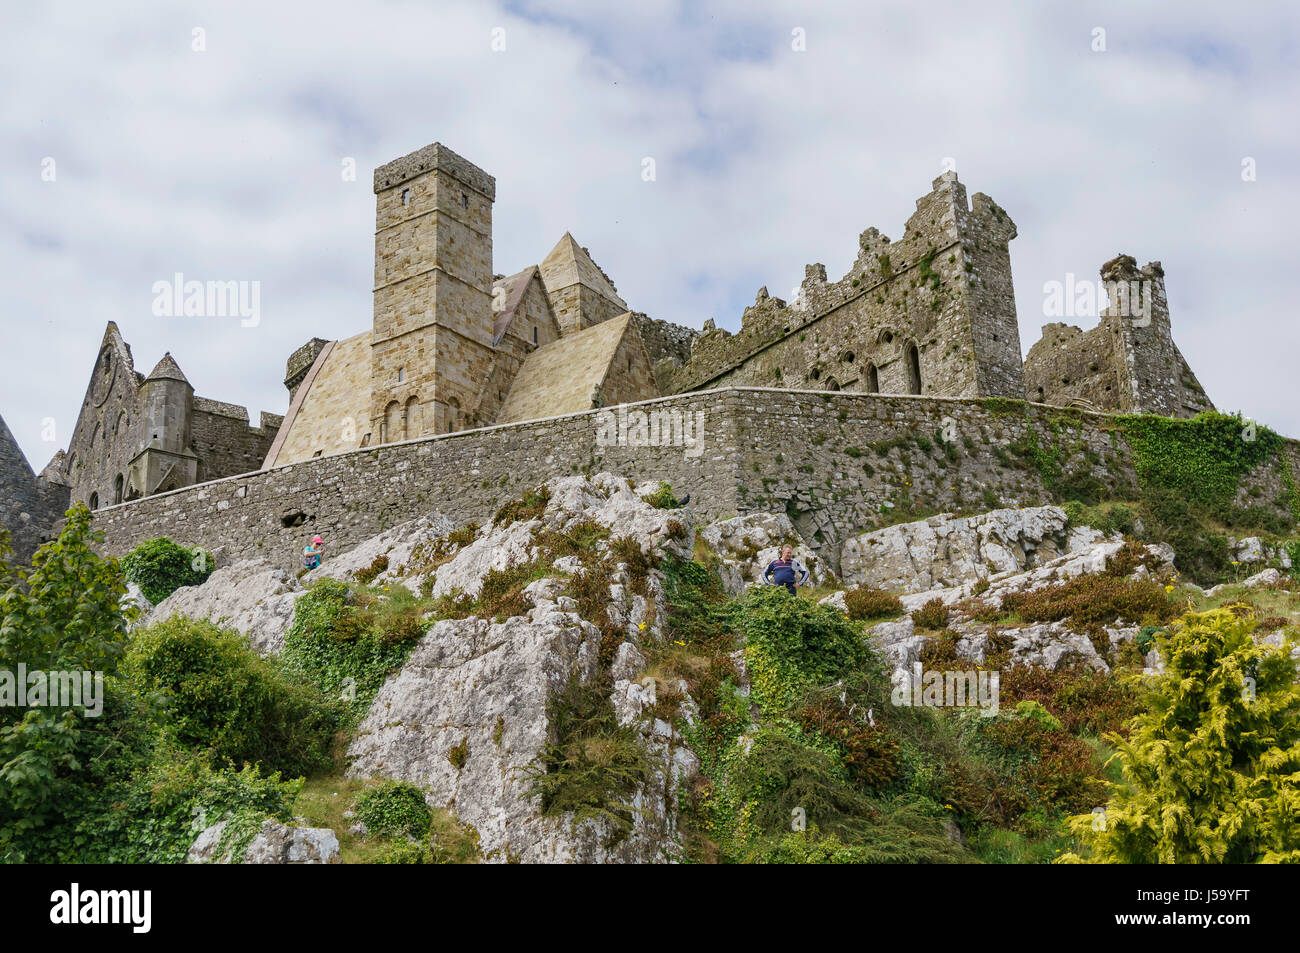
[1,0,1298,469]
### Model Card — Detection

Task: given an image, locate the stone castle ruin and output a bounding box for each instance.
[3,141,1217,560]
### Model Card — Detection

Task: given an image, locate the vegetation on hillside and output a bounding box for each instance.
[4,490,1299,865]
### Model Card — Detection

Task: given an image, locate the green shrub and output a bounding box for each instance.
[121,754,300,864]
[121,536,215,604]
[522,674,650,842]
[281,579,425,719]
[125,617,341,777]
[353,780,432,839]
[843,586,904,621]
[1060,609,1300,863]
[741,585,870,715]
[0,504,139,858]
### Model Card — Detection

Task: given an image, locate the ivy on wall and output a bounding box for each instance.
[1116,411,1285,512]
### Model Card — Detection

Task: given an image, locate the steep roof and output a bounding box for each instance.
[0,413,37,484]
[538,233,627,307]
[265,332,371,467]
[146,352,190,384]
[496,312,634,424]
[492,266,540,345]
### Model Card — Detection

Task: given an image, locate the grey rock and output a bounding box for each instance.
[147,558,304,654]
[188,819,340,864]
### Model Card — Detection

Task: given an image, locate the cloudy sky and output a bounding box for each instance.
[2,0,1297,469]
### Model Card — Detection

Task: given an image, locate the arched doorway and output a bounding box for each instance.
[866,364,879,393]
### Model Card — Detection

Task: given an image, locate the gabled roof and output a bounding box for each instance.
[538,233,627,307]
[492,266,541,345]
[0,413,37,483]
[146,352,190,384]
[496,312,635,424]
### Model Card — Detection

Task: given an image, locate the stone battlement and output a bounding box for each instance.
[661,172,1024,402]
[373,141,497,200]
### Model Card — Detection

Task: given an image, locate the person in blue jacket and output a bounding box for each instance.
[762,544,810,596]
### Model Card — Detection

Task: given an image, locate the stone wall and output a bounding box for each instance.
[1023,256,1213,418]
[660,173,1025,402]
[87,386,1300,574]
[91,391,748,571]
[191,400,281,482]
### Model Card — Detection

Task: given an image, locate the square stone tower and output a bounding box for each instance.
[371,143,496,440]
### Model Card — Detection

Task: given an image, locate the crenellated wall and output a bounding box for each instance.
[660,172,1025,402]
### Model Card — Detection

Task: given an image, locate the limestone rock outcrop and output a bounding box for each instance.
[147,559,304,654]
[188,819,340,864]
[699,512,826,595]
[839,505,1105,594]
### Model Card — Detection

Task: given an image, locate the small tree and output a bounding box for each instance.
[121,536,214,604]
[0,505,135,850]
[1058,608,1300,863]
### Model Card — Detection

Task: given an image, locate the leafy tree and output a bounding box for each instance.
[1059,608,1300,863]
[0,504,137,855]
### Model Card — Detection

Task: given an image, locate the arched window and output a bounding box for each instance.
[114,474,124,505]
[89,492,99,510]
[446,397,461,434]
[383,401,401,443]
[905,343,922,395]
[404,396,420,439]
[866,364,879,393]
[824,378,840,392]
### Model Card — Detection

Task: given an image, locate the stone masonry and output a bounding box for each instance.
[1023,255,1213,417]
[87,387,1300,575]
[661,171,1026,401]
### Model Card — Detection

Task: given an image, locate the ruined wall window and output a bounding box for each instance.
[113,474,124,505]
[906,344,922,395]
[89,492,99,510]
[401,189,410,206]
[397,366,404,383]
[867,364,879,393]
[532,326,538,344]
[461,193,469,209]
[841,351,855,364]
